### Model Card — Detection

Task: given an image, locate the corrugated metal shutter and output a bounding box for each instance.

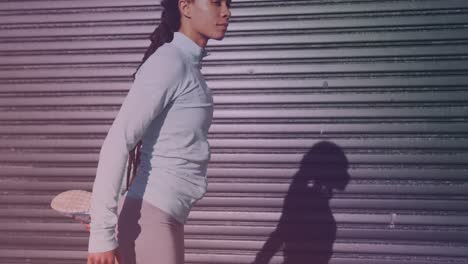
[1,0,468,263]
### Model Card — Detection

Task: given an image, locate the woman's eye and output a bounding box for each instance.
[213,0,230,7]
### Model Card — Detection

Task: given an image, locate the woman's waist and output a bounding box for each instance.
[130,167,208,200]
[147,154,208,174]
[135,157,208,184]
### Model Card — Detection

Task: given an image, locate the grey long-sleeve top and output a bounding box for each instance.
[88,31,213,253]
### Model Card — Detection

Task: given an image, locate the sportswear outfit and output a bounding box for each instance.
[87,31,213,263]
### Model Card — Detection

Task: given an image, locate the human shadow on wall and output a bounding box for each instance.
[252,141,350,264]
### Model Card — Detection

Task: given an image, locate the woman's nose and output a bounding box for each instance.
[222,4,231,18]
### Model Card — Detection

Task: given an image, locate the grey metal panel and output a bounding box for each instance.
[2,137,468,149]
[1,0,468,264]
[2,44,468,65]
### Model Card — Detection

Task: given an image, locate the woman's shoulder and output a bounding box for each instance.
[151,42,186,63]
[140,43,187,75]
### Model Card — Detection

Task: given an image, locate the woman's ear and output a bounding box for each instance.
[178,0,192,19]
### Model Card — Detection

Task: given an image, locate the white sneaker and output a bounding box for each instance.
[51,190,91,224]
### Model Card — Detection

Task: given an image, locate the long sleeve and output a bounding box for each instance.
[87,48,186,253]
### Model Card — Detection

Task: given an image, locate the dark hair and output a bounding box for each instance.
[125,0,184,191]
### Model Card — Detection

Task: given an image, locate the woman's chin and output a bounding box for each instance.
[210,30,227,41]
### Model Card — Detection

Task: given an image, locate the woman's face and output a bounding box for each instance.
[186,0,231,42]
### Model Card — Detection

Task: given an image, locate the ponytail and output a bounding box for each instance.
[125,0,182,191]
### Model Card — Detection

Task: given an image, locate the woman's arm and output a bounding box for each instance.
[87,47,186,253]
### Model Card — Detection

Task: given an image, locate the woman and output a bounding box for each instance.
[86,0,231,263]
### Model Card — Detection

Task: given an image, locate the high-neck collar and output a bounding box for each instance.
[170,31,210,66]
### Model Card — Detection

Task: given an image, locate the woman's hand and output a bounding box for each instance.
[83,223,121,264]
[87,247,120,264]
[87,249,119,264]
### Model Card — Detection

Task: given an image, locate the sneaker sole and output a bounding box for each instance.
[51,190,91,224]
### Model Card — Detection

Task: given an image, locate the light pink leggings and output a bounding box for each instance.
[115,194,184,264]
